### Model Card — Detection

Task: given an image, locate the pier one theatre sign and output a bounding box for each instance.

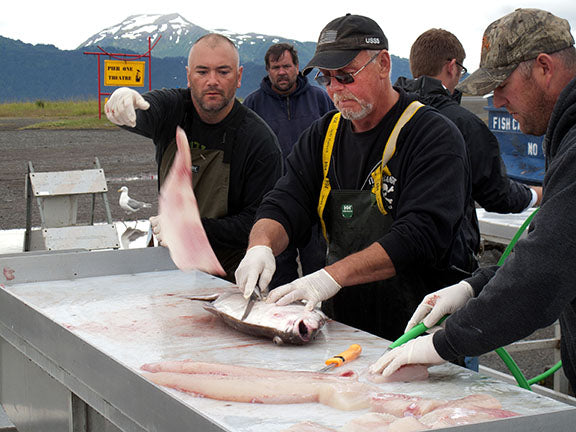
[104,60,146,87]
[84,36,161,118]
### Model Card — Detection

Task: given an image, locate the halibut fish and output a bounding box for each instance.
[203,291,327,345]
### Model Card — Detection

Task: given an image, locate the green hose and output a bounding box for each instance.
[389,207,562,390]
[528,361,563,386]
[493,207,563,390]
[496,207,540,266]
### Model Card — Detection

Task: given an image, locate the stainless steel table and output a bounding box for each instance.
[1,248,575,431]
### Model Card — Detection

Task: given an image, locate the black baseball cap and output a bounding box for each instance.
[303,14,388,75]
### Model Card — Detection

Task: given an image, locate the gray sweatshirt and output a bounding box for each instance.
[434,76,576,392]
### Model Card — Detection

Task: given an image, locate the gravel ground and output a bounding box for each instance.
[0,116,569,395]
[0,118,158,230]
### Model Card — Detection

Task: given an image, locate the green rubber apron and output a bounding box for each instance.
[317,102,460,340]
[159,137,243,281]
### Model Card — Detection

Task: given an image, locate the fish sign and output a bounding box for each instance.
[104,60,146,87]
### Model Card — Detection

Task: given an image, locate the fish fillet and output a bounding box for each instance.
[370,393,446,417]
[281,393,517,431]
[159,126,225,276]
[281,422,338,432]
[366,365,429,383]
[340,412,399,432]
[419,394,518,427]
[141,360,378,410]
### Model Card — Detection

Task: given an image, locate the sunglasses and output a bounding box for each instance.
[314,51,382,87]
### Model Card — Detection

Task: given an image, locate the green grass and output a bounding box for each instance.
[0,99,117,129]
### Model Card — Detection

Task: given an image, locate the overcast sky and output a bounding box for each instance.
[1,1,574,72]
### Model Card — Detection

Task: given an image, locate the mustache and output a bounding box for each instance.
[202,86,224,96]
[332,92,360,105]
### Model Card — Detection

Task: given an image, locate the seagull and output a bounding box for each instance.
[118,186,152,215]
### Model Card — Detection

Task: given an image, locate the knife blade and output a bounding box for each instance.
[240,285,261,321]
[319,344,362,372]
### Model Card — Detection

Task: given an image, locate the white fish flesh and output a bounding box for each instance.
[366,365,429,384]
[141,360,377,410]
[159,126,225,276]
[203,291,328,344]
[142,361,518,430]
[285,394,518,431]
[342,413,429,432]
[370,392,447,417]
[339,412,399,432]
[281,422,338,432]
[419,394,518,427]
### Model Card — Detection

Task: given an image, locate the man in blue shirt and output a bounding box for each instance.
[244,43,334,287]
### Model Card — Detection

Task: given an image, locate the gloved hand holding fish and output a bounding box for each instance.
[234,245,276,299]
[267,269,342,311]
[369,334,445,377]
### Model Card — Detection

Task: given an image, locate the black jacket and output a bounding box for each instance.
[434,77,576,391]
[395,76,533,254]
[122,88,282,251]
[257,88,476,278]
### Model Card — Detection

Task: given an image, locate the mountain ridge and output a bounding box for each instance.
[0,13,411,102]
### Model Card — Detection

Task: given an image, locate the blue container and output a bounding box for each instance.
[485,96,545,185]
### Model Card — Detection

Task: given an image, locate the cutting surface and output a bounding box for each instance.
[1,269,573,431]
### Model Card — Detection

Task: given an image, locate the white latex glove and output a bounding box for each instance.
[369,334,445,376]
[266,269,341,311]
[105,87,150,127]
[149,215,167,247]
[235,246,276,299]
[404,281,474,333]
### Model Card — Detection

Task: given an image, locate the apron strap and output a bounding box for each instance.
[371,100,424,215]
[317,112,341,241]
[317,101,424,239]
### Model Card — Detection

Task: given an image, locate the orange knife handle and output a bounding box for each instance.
[324,344,362,367]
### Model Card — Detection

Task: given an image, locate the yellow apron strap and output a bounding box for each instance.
[317,112,341,241]
[371,101,424,215]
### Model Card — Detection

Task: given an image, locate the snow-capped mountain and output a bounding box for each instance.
[77,13,317,64]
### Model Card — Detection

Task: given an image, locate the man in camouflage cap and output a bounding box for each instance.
[458,8,574,97]
[370,8,576,394]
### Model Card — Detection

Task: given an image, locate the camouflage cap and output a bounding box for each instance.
[457,8,574,95]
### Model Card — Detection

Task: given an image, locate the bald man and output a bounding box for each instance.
[106,33,282,280]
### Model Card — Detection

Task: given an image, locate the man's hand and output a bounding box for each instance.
[369,334,445,376]
[235,246,276,299]
[404,281,474,333]
[266,269,341,310]
[105,87,150,127]
[149,215,167,247]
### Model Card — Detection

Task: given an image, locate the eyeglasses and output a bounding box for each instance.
[455,61,467,76]
[314,51,382,87]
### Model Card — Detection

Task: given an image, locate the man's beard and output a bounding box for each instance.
[193,87,232,113]
[332,92,373,120]
[273,76,296,92]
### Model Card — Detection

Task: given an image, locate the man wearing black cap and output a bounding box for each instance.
[370,8,576,393]
[235,14,477,341]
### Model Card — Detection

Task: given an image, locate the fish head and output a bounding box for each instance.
[283,309,328,344]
